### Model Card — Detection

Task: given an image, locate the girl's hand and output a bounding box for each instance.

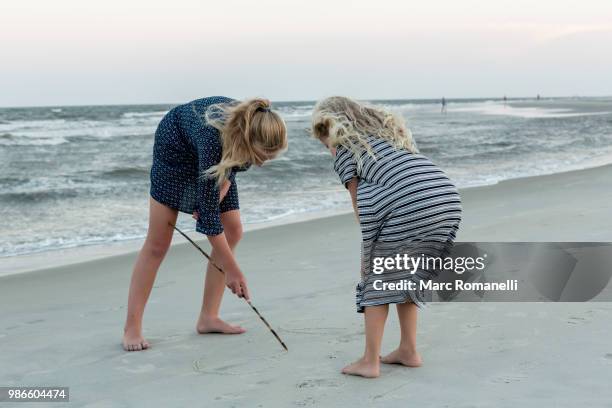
[219,179,231,203]
[207,232,249,300]
[192,211,199,220]
[224,264,250,300]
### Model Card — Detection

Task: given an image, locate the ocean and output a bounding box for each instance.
[1,97,612,258]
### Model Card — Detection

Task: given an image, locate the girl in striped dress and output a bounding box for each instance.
[312,96,462,378]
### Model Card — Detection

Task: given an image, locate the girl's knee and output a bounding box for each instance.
[144,239,171,259]
[225,224,243,249]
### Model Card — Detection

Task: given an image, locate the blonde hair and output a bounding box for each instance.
[205,98,287,185]
[311,96,418,166]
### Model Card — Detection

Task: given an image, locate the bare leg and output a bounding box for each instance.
[196,210,245,334]
[381,302,422,367]
[342,304,388,378]
[122,197,177,351]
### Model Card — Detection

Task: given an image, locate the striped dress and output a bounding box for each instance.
[333,137,462,312]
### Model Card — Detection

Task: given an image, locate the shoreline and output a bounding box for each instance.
[0,207,352,278]
[3,161,612,277]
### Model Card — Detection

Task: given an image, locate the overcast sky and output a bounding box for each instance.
[1,0,611,106]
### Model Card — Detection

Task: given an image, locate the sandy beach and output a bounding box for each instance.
[2,164,612,407]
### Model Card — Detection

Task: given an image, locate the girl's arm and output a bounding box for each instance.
[207,233,250,300]
[192,177,249,300]
[346,177,359,221]
[328,143,359,221]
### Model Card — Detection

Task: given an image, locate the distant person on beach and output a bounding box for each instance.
[312,97,462,378]
[123,97,287,351]
[503,95,507,106]
[441,97,447,114]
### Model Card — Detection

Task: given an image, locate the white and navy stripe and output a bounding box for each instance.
[334,137,462,312]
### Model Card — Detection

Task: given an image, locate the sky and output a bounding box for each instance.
[1,0,611,106]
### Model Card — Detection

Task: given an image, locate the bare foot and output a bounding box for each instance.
[341,358,380,378]
[380,348,422,367]
[122,328,150,352]
[196,316,246,334]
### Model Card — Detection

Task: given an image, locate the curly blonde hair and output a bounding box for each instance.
[205,98,287,185]
[311,96,418,167]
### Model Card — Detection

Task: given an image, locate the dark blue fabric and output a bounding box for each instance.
[150,96,243,236]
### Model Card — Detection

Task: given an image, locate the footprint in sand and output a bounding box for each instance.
[296,378,342,389]
[26,319,45,324]
[213,393,244,401]
[517,360,539,370]
[490,374,527,384]
[294,396,316,406]
[459,323,482,337]
[567,316,589,325]
[115,363,157,374]
[333,332,363,344]
[486,337,530,353]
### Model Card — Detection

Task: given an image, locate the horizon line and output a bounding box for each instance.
[1,94,610,109]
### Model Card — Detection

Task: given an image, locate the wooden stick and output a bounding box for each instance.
[170,223,288,351]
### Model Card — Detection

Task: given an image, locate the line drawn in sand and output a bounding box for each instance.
[193,354,282,376]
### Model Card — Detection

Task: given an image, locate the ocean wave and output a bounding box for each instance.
[0,175,138,204]
[0,231,148,258]
[453,103,612,119]
[0,119,68,133]
[0,118,155,143]
[0,132,68,146]
[375,102,424,111]
[275,105,314,119]
[473,140,516,148]
[121,111,167,118]
[0,176,26,188]
[0,188,80,203]
[0,181,146,204]
[102,166,150,178]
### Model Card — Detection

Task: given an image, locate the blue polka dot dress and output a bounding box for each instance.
[150,96,247,236]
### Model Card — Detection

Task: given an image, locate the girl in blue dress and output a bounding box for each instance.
[123,97,287,351]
